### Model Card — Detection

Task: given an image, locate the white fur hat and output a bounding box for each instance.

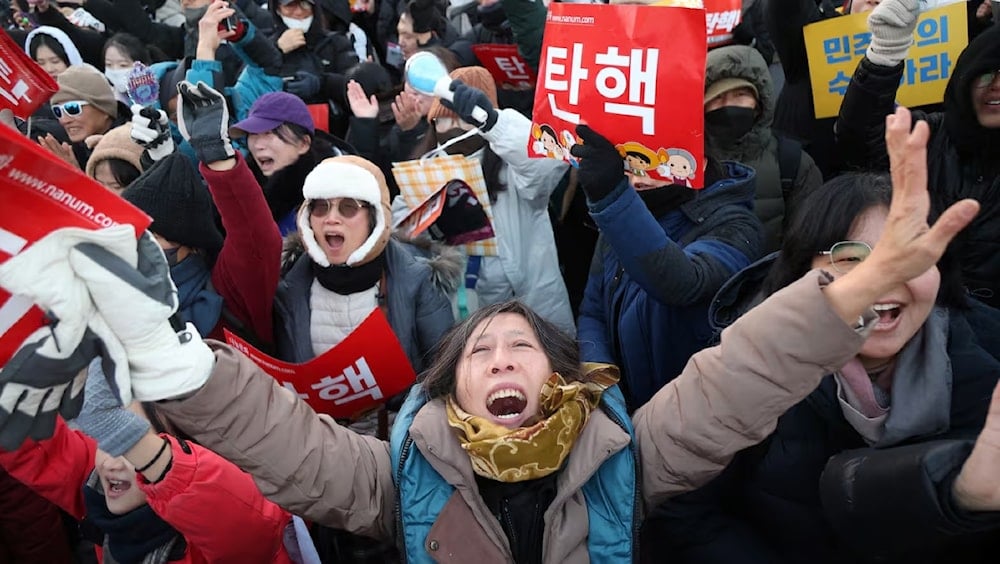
[297,156,392,267]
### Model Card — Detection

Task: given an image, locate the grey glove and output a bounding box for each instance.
[866,0,920,67]
[76,358,149,456]
[176,81,235,165]
[130,104,175,163]
[69,229,214,402]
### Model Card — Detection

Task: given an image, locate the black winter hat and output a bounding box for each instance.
[407,0,443,34]
[122,153,224,256]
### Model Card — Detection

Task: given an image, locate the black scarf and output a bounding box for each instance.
[311,251,386,295]
[262,140,333,223]
[638,184,696,217]
[82,477,184,564]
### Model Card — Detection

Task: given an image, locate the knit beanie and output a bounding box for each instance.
[297,155,392,267]
[427,66,499,124]
[122,153,224,255]
[51,64,118,119]
[84,125,145,179]
[407,0,443,34]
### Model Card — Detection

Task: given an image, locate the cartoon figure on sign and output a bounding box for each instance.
[658,148,697,187]
[615,141,667,177]
[532,123,579,166]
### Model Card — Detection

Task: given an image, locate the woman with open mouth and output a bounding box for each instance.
[652,173,1000,559]
[8,107,1000,563]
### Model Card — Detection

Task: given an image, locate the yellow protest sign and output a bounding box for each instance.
[804,1,967,119]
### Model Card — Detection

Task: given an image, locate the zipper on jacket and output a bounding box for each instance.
[501,503,519,551]
[601,404,643,563]
[607,266,633,406]
[394,435,414,564]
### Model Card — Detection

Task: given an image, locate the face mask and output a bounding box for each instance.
[704,106,756,145]
[104,68,130,93]
[281,15,313,31]
[184,5,209,29]
[163,246,182,267]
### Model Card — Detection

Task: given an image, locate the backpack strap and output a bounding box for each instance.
[776,134,803,203]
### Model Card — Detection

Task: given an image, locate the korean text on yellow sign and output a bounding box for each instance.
[804,1,967,119]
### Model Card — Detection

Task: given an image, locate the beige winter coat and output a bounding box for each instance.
[157,270,872,562]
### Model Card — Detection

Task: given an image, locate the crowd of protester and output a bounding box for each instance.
[2,0,1000,561]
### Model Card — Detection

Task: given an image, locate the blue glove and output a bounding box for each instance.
[440,80,499,131]
[286,71,321,99]
[76,359,150,457]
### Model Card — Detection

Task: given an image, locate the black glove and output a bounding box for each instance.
[286,71,321,99]
[440,80,499,131]
[570,124,626,203]
[176,81,235,165]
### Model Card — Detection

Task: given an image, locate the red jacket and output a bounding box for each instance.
[0,419,294,563]
[203,153,282,346]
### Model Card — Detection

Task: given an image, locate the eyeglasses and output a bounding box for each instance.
[51,100,90,119]
[818,241,872,274]
[308,198,369,219]
[974,70,1000,89]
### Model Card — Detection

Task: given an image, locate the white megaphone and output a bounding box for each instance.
[404,51,489,125]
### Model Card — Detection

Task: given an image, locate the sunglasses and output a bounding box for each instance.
[818,240,872,274]
[308,198,369,219]
[975,70,1000,89]
[51,100,90,119]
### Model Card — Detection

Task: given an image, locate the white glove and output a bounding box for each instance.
[866,0,920,67]
[69,227,214,402]
[130,104,176,163]
[0,227,135,448]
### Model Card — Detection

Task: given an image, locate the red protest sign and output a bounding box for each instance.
[530,4,707,187]
[224,308,417,420]
[471,44,536,91]
[0,123,151,365]
[0,31,59,119]
[704,0,742,47]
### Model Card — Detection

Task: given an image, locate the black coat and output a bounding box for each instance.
[835,25,1000,309]
[647,259,1000,564]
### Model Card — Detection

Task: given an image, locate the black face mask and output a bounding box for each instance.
[705,106,756,145]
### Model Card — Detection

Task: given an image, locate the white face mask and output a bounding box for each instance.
[104,68,130,94]
[281,15,313,31]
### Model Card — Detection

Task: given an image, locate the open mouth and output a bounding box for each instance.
[257,156,275,169]
[105,479,132,497]
[872,303,902,326]
[486,388,527,420]
[324,233,345,249]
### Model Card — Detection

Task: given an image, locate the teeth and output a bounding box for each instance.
[487,388,525,407]
[872,304,900,311]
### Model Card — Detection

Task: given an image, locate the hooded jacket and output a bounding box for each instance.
[266,0,360,105]
[155,270,886,564]
[653,255,1000,564]
[705,45,823,252]
[836,25,1000,308]
[578,163,762,411]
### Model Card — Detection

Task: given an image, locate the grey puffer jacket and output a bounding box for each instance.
[274,237,459,372]
[705,45,823,252]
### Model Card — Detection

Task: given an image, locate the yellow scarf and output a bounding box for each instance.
[445,363,619,483]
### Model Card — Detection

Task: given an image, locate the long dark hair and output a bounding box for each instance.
[762,173,967,308]
[103,32,151,66]
[29,33,68,65]
[420,301,581,400]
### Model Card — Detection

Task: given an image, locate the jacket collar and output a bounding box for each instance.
[680,161,756,222]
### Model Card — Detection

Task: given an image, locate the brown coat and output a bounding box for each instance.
[157,270,872,562]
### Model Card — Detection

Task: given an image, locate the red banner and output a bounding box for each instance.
[224,308,417,420]
[0,31,59,119]
[704,0,742,47]
[530,3,707,187]
[471,44,536,91]
[0,124,151,365]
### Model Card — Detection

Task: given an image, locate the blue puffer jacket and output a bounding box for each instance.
[577,163,762,410]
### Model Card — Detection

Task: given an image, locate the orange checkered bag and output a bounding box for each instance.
[392,151,498,257]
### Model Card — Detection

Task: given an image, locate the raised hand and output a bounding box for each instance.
[439,80,498,131]
[69,229,215,402]
[392,91,421,132]
[176,80,235,165]
[39,134,80,169]
[953,380,1000,511]
[346,80,379,119]
[570,124,626,203]
[130,105,175,163]
[196,0,238,60]
[866,0,919,67]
